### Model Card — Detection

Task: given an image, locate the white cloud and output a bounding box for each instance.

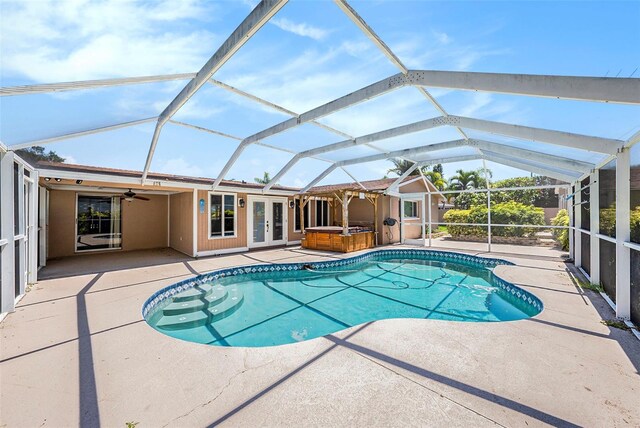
[222,40,395,113]
[1,0,219,82]
[432,30,451,45]
[390,31,510,72]
[456,92,521,122]
[270,18,329,41]
[60,154,77,164]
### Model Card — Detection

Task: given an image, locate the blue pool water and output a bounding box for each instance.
[143,250,542,347]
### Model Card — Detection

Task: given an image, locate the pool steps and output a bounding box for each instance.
[156,285,244,330]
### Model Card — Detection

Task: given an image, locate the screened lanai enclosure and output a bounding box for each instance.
[1,0,639,328]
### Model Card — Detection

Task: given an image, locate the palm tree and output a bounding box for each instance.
[423,170,446,191]
[254,172,271,184]
[386,159,421,177]
[448,169,480,190]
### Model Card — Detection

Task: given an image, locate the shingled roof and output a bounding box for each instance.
[36,161,299,191]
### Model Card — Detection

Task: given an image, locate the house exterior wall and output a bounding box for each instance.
[288,197,304,242]
[169,192,194,256]
[196,190,248,253]
[379,195,400,245]
[47,189,169,259]
[121,194,168,251]
[48,190,77,259]
[399,180,428,193]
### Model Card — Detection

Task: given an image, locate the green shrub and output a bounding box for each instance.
[551,209,569,250]
[444,202,545,237]
[599,205,640,242]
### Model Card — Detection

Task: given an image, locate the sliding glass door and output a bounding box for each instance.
[76,195,121,252]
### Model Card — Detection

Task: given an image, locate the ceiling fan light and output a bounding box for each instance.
[125,197,134,202]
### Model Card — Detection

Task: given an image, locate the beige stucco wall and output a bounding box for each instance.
[47,190,169,259]
[169,192,194,256]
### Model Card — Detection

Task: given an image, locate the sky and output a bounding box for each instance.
[1,0,639,187]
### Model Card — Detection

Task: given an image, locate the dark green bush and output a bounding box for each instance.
[444,202,545,237]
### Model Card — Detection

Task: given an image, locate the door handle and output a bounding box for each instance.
[266,221,269,232]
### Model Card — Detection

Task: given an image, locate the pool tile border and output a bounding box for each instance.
[142,249,543,320]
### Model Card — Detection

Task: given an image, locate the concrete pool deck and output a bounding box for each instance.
[1,243,639,427]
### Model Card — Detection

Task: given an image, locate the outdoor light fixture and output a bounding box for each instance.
[238,198,245,208]
[289,200,295,209]
[76,179,83,184]
[54,178,62,182]
[44,177,51,182]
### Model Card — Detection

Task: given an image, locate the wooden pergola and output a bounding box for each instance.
[299,187,380,237]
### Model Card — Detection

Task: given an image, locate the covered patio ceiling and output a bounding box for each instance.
[1,0,639,190]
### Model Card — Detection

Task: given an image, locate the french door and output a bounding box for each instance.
[248,196,287,248]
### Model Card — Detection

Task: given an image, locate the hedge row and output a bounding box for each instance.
[444,201,545,237]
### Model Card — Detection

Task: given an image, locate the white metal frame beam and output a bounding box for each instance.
[212,72,410,190]
[469,139,594,172]
[408,70,640,104]
[0,73,196,96]
[480,150,580,183]
[9,117,157,150]
[333,0,469,140]
[449,115,623,155]
[387,161,429,193]
[264,114,612,190]
[142,0,288,182]
[306,154,479,193]
[264,116,447,191]
[301,147,476,193]
[208,78,354,140]
[168,120,334,163]
[615,148,631,319]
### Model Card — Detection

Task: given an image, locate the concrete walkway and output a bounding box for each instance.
[1,243,639,427]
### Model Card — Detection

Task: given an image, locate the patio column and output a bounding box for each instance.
[0,151,16,314]
[575,182,582,268]
[615,148,631,319]
[568,186,574,260]
[421,196,426,246]
[590,170,600,286]
[400,197,405,244]
[428,193,432,247]
[487,189,492,253]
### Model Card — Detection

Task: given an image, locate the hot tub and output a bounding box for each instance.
[301,226,375,252]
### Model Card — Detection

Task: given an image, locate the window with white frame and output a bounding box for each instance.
[403,200,418,218]
[210,193,236,237]
[294,197,310,232]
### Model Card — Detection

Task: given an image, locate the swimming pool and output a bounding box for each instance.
[143,249,542,347]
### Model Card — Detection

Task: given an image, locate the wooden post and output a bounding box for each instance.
[299,196,305,233]
[342,191,349,235]
[373,195,378,246]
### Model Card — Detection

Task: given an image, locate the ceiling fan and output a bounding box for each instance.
[121,189,150,202]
